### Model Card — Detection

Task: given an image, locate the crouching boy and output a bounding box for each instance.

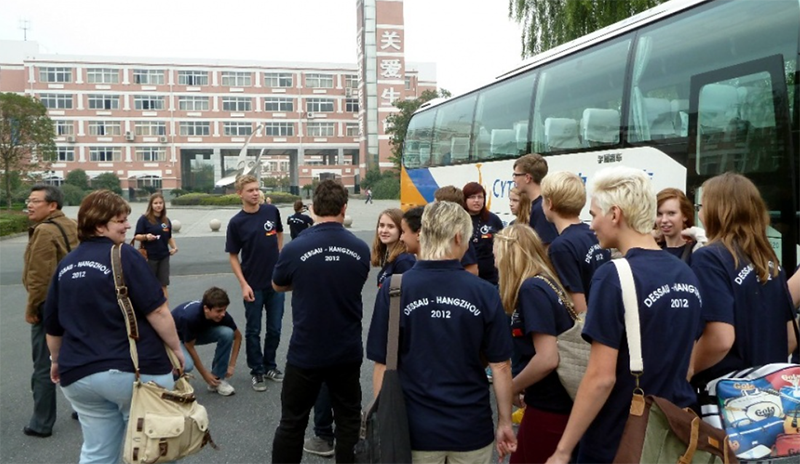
[172,287,242,396]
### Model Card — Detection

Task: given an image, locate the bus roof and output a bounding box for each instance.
[417,0,708,114]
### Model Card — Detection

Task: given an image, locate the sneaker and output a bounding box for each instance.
[266,368,284,382]
[303,436,335,457]
[252,374,267,392]
[486,367,493,383]
[208,380,235,396]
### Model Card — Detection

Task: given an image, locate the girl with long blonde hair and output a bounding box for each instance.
[494,224,574,464]
[371,208,415,287]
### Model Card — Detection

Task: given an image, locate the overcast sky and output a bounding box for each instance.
[0,0,525,95]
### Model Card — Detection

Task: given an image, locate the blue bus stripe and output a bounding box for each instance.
[406,168,439,203]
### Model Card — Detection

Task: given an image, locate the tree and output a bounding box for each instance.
[65,169,89,191]
[92,172,123,194]
[385,89,452,171]
[509,0,667,56]
[0,93,56,208]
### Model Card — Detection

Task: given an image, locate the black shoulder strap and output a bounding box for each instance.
[43,219,72,253]
[386,274,403,370]
[680,243,692,262]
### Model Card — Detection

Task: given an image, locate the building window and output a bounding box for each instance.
[177,70,209,86]
[345,123,359,137]
[136,175,162,189]
[221,97,252,112]
[136,147,166,162]
[56,147,75,162]
[39,67,72,83]
[306,98,335,113]
[56,121,74,136]
[264,97,293,112]
[221,71,252,87]
[87,94,120,110]
[264,72,293,88]
[306,73,334,88]
[134,95,165,110]
[264,122,294,136]
[88,121,122,136]
[345,74,358,89]
[345,98,359,112]
[86,68,119,84]
[224,122,253,136]
[178,96,210,111]
[307,122,335,137]
[179,121,210,136]
[39,93,73,109]
[134,121,166,136]
[89,147,121,162]
[405,76,412,90]
[133,69,165,85]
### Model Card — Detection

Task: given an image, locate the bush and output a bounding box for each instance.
[371,176,400,199]
[61,184,88,207]
[171,192,300,206]
[170,188,188,198]
[0,211,29,236]
[92,172,123,195]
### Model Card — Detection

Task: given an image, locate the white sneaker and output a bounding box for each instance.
[208,379,235,396]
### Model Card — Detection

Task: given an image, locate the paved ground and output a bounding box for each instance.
[0,199,403,464]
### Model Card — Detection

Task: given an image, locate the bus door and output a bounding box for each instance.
[688,55,797,270]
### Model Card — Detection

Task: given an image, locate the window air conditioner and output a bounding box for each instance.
[159,136,168,143]
[307,113,315,119]
[66,136,76,143]
[345,88,352,97]
[125,131,135,141]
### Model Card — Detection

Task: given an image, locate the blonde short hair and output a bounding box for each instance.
[235,174,258,192]
[591,167,656,234]
[541,171,586,217]
[420,201,472,260]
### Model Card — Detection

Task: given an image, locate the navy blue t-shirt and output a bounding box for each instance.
[511,276,574,414]
[529,195,559,245]
[661,243,692,265]
[134,215,172,261]
[43,237,171,387]
[377,252,416,288]
[272,222,370,369]
[287,212,314,240]
[225,204,283,291]
[461,241,478,268]
[579,249,700,464]
[171,300,237,343]
[690,243,795,385]
[470,212,504,285]
[367,260,513,452]
[548,222,610,300]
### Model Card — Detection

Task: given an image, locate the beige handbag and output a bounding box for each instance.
[533,275,589,400]
[111,244,217,464]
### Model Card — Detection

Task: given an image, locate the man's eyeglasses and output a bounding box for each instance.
[109,218,129,224]
[24,198,47,205]
[512,172,527,178]
[694,204,703,212]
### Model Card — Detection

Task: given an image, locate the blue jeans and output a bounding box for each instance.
[244,288,285,375]
[61,369,174,464]
[181,325,234,380]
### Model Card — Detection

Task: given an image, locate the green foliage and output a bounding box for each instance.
[170,188,188,198]
[509,0,667,56]
[385,89,451,171]
[60,184,87,206]
[171,192,300,206]
[0,93,57,208]
[65,169,89,190]
[92,172,123,195]
[371,174,401,200]
[302,179,320,199]
[0,210,29,236]
[0,182,31,207]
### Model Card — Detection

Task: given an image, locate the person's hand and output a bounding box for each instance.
[545,448,572,464]
[241,284,255,303]
[172,347,186,373]
[226,365,236,378]
[169,248,178,256]
[203,372,221,387]
[512,392,525,408]
[50,362,60,384]
[146,233,156,241]
[25,312,40,325]
[495,423,517,460]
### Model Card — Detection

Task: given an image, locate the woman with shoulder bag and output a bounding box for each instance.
[43,190,184,464]
[495,224,574,464]
[134,193,178,300]
[688,173,798,388]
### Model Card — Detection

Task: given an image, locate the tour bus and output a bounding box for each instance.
[400,0,800,270]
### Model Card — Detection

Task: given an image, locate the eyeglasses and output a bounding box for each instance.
[24,198,47,205]
[512,172,527,178]
[467,194,485,201]
[109,218,129,224]
[694,204,703,212]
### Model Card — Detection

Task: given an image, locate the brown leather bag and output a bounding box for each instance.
[130,237,147,260]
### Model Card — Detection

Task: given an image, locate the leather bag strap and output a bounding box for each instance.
[612,258,644,375]
[386,274,403,370]
[111,243,141,379]
[44,219,72,253]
